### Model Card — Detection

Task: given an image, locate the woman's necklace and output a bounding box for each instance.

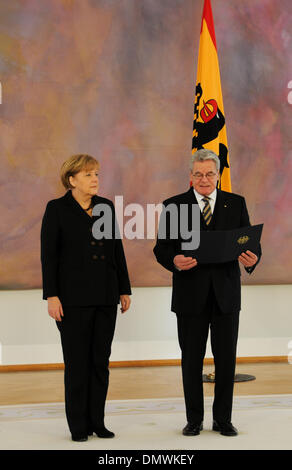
[84,201,93,211]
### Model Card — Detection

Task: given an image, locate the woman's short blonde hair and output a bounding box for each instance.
[60,154,99,190]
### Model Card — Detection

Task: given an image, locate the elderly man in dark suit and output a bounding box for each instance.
[41,154,131,442]
[153,149,261,437]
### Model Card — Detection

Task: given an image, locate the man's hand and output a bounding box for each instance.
[47,296,64,322]
[174,255,198,271]
[120,295,131,313]
[238,250,258,268]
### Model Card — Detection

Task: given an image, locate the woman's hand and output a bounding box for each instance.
[120,295,131,314]
[47,296,64,322]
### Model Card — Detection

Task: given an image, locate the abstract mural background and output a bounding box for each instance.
[0,0,291,288]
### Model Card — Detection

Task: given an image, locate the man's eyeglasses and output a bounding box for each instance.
[192,172,218,179]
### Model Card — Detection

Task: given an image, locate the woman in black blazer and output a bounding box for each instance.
[41,154,131,442]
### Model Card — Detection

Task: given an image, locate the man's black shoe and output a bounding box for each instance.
[213,420,238,436]
[182,422,203,436]
[71,435,88,442]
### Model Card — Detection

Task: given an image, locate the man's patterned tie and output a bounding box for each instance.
[202,197,212,225]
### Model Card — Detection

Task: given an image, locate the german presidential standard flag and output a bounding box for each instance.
[192,0,231,192]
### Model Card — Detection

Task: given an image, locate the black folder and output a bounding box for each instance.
[184,224,263,264]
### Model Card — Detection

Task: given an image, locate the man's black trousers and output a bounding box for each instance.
[176,286,240,425]
[56,305,117,438]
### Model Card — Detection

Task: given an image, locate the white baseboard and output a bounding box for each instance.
[0,344,63,365]
[0,286,291,366]
[0,338,289,365]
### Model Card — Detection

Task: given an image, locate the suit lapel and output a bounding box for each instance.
[185,187,198,204]
[212,189,228,229]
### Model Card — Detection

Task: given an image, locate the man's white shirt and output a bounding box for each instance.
[193,188,217,214]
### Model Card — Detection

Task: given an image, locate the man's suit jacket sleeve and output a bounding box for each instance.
[153,201,177,273]
[240,197,262,274]
[40,201,60,299]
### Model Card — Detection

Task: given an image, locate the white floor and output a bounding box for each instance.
[0,395,291,450]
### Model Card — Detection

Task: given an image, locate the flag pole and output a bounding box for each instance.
[192,0,255,384]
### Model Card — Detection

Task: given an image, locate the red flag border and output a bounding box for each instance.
[200,0,217,50]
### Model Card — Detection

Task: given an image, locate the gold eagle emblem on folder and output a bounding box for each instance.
[237,235,249,245]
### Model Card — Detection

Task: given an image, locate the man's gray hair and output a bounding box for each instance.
[190,149,220,172]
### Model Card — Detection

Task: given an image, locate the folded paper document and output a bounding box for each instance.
[184,224,263,263]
